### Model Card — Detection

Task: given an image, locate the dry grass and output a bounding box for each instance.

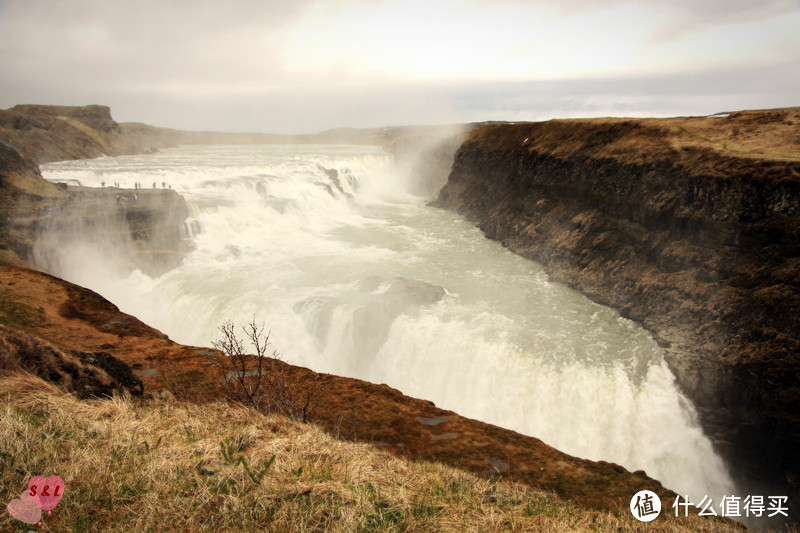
[0,372,746,532]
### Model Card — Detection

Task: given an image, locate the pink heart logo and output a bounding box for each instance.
[28,475,65,512]
[7,490,42,525]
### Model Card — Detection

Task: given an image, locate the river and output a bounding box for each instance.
[39,143,735,506]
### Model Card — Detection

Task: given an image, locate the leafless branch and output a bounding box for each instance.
[211,317,326,423]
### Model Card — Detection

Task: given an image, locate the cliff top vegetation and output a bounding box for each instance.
[469,108,800,177]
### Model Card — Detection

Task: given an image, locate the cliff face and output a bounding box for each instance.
[0,143,67,264]
[0,105,189,271]
[433,109,800,512]
[30,187,190,277]
[0,104,122,164]
[0,104,178,163]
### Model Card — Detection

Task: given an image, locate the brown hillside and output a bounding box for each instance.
[0,262,681,515]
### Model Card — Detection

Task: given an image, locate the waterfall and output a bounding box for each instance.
[38,143,737,509]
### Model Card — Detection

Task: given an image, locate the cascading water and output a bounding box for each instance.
[39,144,736,508]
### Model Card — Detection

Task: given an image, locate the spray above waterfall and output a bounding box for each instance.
[38,143,736,512]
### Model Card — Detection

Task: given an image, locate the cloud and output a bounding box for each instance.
[484,0,798,23]
[0,0,312,86]
[1,0,797,132]
[654,0,798,28]
[446,61,800,122]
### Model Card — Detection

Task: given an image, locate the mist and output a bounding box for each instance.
[34,144,739,524]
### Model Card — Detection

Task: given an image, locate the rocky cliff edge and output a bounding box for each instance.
[433,108,800,520]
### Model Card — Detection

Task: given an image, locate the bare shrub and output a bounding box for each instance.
[211,318,325,423]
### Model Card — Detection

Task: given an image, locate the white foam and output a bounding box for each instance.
[39,144,736,506]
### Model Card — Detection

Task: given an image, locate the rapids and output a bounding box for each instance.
[38,143,736,506]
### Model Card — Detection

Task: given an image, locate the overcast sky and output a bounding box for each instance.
[1,0,798,133]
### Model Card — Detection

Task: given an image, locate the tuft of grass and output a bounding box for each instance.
[0,372,747,532]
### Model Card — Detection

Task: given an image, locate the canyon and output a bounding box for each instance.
[3,103,798,529]
[433,110,800,518]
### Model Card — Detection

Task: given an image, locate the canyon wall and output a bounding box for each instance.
[0,104,178,164]
[433,109,800,511]
[0,105,189,271]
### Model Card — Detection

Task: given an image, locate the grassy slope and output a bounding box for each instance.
[0,372,743,532]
